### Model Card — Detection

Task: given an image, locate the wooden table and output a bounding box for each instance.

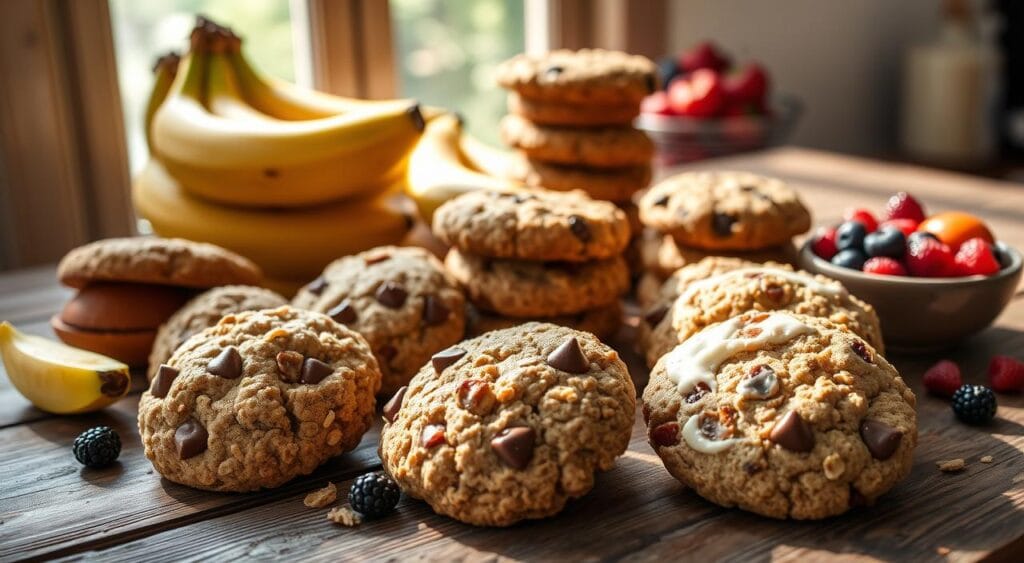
[1,148,1022,562]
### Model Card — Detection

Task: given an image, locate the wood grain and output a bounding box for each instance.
[0,148,1022,561]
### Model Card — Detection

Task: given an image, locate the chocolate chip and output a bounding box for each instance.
[712,212,736,237]
[327,299,357,324]
[150,365,179,398]
[742,461,764,475]
[208,346,242,379]
[276,351,303,382]
[382,386,407,423]
[306,276,328,296]
[740,185,756,192]
[769,411,815,452]
[568,215,591,243]
[421,423,446,448]
[378,344,398,363]
[650,422,680,447]
[739,365,778,399]
[685,382,710,404]
[301,358,333,384]
[364,252,391,265]
[375,282,407,308]
[643,304,669,327]
[859,419,903,460]
[491,427,535,469]
[175,420,208,460]
[422,295,451,326]
[852,341,873,363]
[544,65,563,79]
[263,168,279,179]
[432,346,466,375]
[764,283,784,302]
[99,370,129,397]
[652,194,670,207]
[546,337,589,374]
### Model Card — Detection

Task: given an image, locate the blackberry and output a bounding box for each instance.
[349,471,401,518]
[73,426,121,468]
[951,385,997,425]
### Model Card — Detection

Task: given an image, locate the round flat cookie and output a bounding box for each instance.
[445,248,629,317]
[496,49,658,105]
[291,246,466,397]
[512,157,652,203]
[432,189,630,262]
[58,237,262,289]
[138,306,381,492]
[638,171,811,251]
[507,92,639,126]
[466,301,622,341]
[147,285,288,381]
[638,228,797,279]
[645,266,884,368]
[500,114,654,168]
[379,322,636,526]
[643,312,917,519]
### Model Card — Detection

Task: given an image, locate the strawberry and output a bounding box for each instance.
[878,218,919,237]
[923,360,963,398]
[641,91,674,115]
[988,356,1024,393]
[843,208,878,233]
[906,236,955,277]
[724,63,769,110]
[679,41,731,73]
[953,237,1001,276]
[885,192,926,223]
[668,70,726,117]
[811,225,839,260]
[863,256,908,276]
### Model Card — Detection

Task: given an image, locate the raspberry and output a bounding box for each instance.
[951,385,997,425]
[988,355,1024,393]
[349,471,401,518]
[906,236,955,277]
[884,192,926,223]
[843,208,878,232]
[953,237,1001,276]
[878,218,919,237]
[863,256,908,276]
[73,426,121,468]
[811,225,839,260]
[922,360,963,397]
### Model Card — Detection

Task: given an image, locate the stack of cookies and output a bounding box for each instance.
[432,189,631,340]
[496,49,658,206]
[635,171,811,308]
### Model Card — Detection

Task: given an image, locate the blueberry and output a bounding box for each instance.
[864,228,906,258]
[831,249,868,270]
[657,56,681,89]
[835,221,867,252]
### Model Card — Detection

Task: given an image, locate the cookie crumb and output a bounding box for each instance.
[979,455,993,464]
[936,546,951,556]
[327,505,362,527]
[304,482,337,508]
[937,458,966,472]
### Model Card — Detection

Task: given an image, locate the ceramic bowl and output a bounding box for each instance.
[797,241,1022,352]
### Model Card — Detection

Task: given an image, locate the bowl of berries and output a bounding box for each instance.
[799,192,1022,351]
[637,41,802,165]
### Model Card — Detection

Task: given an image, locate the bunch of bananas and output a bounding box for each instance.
[134,18,424,294]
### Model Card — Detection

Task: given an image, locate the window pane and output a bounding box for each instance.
[109,0,296,173]
[391,0,525,145]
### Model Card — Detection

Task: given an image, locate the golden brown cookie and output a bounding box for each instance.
[500,114,654,168]
[507,92,640,126]
[465,301,622,341]
[643,312,916,519]
[638,228,797,278]
[379,323,636,526]
[512,157,652,203]
[496,49,658,105]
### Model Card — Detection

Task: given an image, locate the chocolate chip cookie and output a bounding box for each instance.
[500,114,654,168]
[507,92,640,126]
[138,306,381,491]
[645,266,884,369]
[466,302,622,341]
[643,312,916,519]
[496,49,658,105]
[148,285,288,381]
[291,246,466,397]
[432,189,630,262]
[445,249,629,317]
[512,157,652,203]
[379,322,636,526]
[639,171,811,251]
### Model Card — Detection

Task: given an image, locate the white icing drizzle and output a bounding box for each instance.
[680,267,847,304]
[663,313,815,396]
[681,415,743,453]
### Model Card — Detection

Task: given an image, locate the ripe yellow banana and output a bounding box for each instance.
[151,51,424,208]
[0,322,130,414]
[205,48,281,124]
[406,112,523,222]
[133,159,414,283]
[144,52,180,155]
